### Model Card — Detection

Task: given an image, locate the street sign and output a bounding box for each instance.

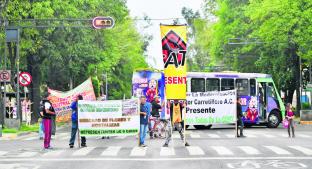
[19,72,32,87]
[92,16,115,29]
[0,70,11,82]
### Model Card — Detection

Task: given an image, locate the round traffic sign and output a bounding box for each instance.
[0,70,10,82]
[19,72,32,86]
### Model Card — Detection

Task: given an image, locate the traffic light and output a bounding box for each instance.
[92,16,115,29]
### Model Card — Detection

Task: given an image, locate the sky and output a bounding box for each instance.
[126,0,203,70]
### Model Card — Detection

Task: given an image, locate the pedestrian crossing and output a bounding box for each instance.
[3,131,312,141]
[1,145,312,158]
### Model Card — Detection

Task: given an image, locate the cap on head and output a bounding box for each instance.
[78,95,83,100]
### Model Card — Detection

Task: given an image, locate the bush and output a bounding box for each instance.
[301,102,311,110]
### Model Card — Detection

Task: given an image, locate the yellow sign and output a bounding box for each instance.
[160,25,187,99]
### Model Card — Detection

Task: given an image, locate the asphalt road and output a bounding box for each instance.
[0,124,312,169]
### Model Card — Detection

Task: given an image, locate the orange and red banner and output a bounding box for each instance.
[48,78,96,122]
[160,25,187,99]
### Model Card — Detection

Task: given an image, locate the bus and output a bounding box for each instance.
[187,72,285,129]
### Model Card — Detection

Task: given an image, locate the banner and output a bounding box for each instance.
[160,25,187,99]
[185,90,236,125]
[132,70,166,118]
[78,99,140,136]
[48,78,96,122]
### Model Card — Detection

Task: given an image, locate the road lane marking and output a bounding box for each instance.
[115,136,127,139]
[16,152,38,157]
[72,147,95,156]
[289,146,312,155]
[101,146,121,156]
[186,146,205,156]
[190,134,200,138]
[211,146,233,155]
[160,147,175,156]
[225,134,235,138]
[264,146,291,155]
[0,151,8,156]
[245,134,257,138]
[172,133,180,139]
[261,134,275,138]
[4,156,312,161]
[279,133,289,138]
[237,146,261,155]
[207,134,220,138]
[130,147,147,156]
[24,136,37,141]
[43,150,65,157]
[297,134,311,138]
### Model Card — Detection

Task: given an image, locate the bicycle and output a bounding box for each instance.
[149,116,168,139]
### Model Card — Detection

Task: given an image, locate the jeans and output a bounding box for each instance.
[43,119,52,148]
[140,124,148,145]
[165,122,185,145]
[39,121,44,138]
[69,121,86,146]
[288,119,295,137]
[237,117,244,136]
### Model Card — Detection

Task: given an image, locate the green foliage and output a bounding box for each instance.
[92,76,100,97]
[301,103,311,110]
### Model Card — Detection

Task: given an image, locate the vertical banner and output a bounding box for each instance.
[160,25,187,100]
[48,78,96,122]
[132,70,166,118]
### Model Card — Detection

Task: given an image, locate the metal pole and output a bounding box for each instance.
[105,73,108,100]
[16,29,21,124]
[3,42,7,126]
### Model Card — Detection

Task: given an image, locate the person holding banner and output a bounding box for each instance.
[41,93,56,150]
[163,100,190,147]
[139,96,150,147]
[69,95,87,148]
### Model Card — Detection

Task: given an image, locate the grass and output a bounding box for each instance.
[2,122,39,134]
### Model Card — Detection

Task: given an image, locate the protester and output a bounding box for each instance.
[236,97,245,137]
[139,96,150,147]
[149,96,163,139]
[69,95,87,148]
[286,103,295,138]
[163,100,190,147]
[41,93,56,150]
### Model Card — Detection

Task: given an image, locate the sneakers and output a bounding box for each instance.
[163,143,169,147]
[81,144,87,147]
[139,144,147,147]
[185,142,190,147]
[69,144,74,148]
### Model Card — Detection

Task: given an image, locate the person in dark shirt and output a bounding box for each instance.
[139,96,150,147]
[149,96,163,138]
[40,93,56,149]
[237,97,245,137]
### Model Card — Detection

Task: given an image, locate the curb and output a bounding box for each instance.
[300,121,312,125]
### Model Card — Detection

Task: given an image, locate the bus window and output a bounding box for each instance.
[250,79,256,96]
[206,78,220,91]
[267,83,277,98]
[221,79,234,91]
[236,79,249,95]
[191,78,205,92]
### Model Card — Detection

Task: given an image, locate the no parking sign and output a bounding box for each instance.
[19,72,32,87]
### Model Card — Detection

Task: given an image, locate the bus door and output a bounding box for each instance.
[258,82,267,121]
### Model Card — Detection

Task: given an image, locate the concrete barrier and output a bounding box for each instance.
[300,110,312,124]
[4,119,20,129]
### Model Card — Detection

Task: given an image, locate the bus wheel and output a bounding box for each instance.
[267,110,281,128]
[244,124,253,128]
[194,125,212,130]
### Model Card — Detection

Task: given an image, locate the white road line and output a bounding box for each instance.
[130,147,147,156]
[289,146,312,155]
[211,146,233,155]
[190,134,200,138]
[16,152,38,157]
[24,136,38,141]
[115,136,127,139]
[297,134,311,138]
[0,151,8,156]
[261,134,275,138]
[101,146,121,156]
[207,134,220,138]
[186,146,205,156]
[172,133,180,139]
[237,146,261,155]
[160,147,175,156]
[59,135,70,141]
[279,133,289,138]
[264,146,291,155]
[225,134,235,138]
[43,150,65,157]
[72,147,95,156]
